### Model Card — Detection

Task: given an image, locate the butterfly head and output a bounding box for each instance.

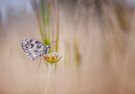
[45,41,56,54]
[46,45,51,54]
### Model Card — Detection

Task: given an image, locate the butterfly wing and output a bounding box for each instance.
[21,38,50,60]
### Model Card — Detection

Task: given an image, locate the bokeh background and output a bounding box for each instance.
[0,0,135,94]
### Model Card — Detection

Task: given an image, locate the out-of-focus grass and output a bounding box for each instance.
[55,7,60,52]
[34,0,51,46]
[74,35,81,65]
[0,0,135,94]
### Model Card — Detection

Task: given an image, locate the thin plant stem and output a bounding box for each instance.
[56,7,60,52]
[44,64,54,94]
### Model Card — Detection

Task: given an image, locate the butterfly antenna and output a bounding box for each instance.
[51,41,56,45]
[48,41,56,48]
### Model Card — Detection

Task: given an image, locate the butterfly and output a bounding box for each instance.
[21,38,50,60]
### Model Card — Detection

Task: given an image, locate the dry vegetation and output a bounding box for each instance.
[0,0,135,94]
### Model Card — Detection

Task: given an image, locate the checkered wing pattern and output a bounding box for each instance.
[21,38,50,60]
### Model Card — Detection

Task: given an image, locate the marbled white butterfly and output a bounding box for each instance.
[21,38,50,60]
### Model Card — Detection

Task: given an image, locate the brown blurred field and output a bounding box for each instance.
[0,0,135,94]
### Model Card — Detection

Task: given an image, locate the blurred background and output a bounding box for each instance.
[0,0,135,94]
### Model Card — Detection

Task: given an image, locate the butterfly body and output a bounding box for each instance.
[21,38,50,60]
